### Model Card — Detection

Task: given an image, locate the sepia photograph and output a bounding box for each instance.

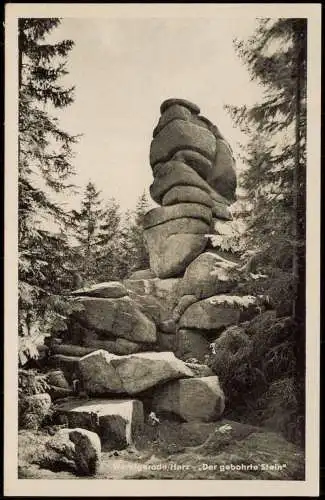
[4,3,320,497]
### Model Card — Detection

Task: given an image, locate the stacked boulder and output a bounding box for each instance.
[42,98,264,457]
[144,98,236,278]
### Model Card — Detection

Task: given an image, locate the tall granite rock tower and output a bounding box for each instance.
[143,98,237,278]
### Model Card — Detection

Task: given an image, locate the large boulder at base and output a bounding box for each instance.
[53,399,144,451]
[179,295,259,330]
[128,269,156,280]
[79,350,194,395]
[176,329,211,363]
[143,202,212,229]
[19,393,52,430]
[179,251,238,299]
[68,281,128,299]
[144,230,208,278]
[150,161,218,205]
[152,376,225,422]
[71,296,157,344]
[150,119,217,166]
[162,185,213,208]
[44,427,101,476]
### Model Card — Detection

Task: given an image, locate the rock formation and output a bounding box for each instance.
[40,99,264,456]
[144,98,236,278]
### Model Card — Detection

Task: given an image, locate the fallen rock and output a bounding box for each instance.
[53,398,144,451]
[79,350,194,395]
[179,251,238,299]
[71,296,157,344]
[176,329,211,362]
[179,295,259,330]
[45,427,101,475]
[152,376,225,422]
[51,338,142,357]
[68,281,128,299]
[143,203,212,229]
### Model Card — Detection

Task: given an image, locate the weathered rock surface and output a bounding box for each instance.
[160,98,200,115]
[54,399,144,451]
[156,331,177,352]
[128,269,156,280]
[79,350,194,395]
[150,119,217,166]
[71,296,156,344]
[143,202,212,229]
[176,329,211,362]
[152,376,225,422]
[150,161,216,205]
[50,339,142,357]
[162,185,214,208]
[144,231,208,278]
[179,251,238,299]
[178,295,260,330]
[43,427,101,475]
[68,281,128,299]
[172,294,197,321]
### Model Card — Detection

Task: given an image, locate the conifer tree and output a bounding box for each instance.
[18,18,79,365]
[71,181,122,284]
[225,18,307,446]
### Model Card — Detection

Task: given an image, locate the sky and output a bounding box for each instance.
[46,16,264,213]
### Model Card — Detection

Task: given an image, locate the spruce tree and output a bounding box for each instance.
[71,181,122,284]
[225,18,307,446]
[18,18,79,365]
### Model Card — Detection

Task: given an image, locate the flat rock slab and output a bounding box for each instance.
[152,376,225,422]
[162,185,214,208]
[54,399,144,451]
[143,203,212,229]
[69,282,128,299]
[51,339,142,357]
[79,350,194,395]
[71,296,156,344]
